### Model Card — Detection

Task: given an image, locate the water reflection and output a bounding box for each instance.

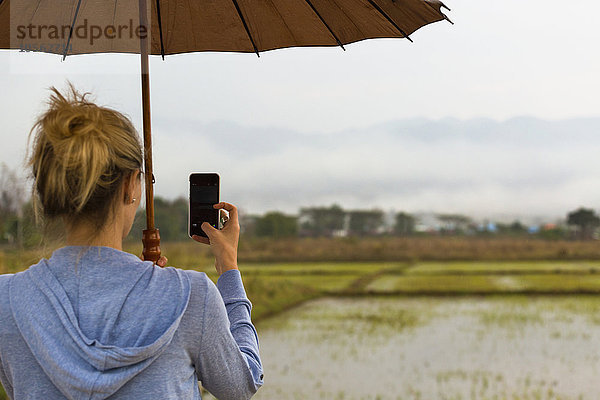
[246,296,599,399]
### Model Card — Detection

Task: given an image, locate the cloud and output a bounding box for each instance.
[147,116,600,218]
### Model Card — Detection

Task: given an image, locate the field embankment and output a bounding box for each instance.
[235,236,600,262]
[124,236,600,264]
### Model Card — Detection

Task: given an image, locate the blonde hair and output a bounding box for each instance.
[28,84,143,233]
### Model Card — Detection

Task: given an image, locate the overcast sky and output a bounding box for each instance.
[1,0,599,219]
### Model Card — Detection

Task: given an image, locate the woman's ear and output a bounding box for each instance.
[122,171,139,204]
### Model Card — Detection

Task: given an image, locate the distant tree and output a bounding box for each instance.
[255,212,298,238]
[299,204,345,237]
[239,213,259,236]
[18,201,44,248]
[567,207,600,240]
[537,226,567,241]
[155,197,189,241]
[509,220,527,234]
[0,164,26,245]
[495,220,528,236]
[126,196,189,242]
[127,209,146,243]
[394,212,415,236]
[495,223,510,235]
[437,214,471,234]
[347,209,384,236]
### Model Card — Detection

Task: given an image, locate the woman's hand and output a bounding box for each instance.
[140,254,168,267]
[192,202,240,276]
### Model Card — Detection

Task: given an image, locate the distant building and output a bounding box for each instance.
[414,213,442,233]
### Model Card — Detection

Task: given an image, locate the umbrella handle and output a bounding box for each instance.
[142,228,161,263]
[138,0,161,264]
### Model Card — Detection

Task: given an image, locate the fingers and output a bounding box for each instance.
[140,253,168,267]
[213,202,238,224]
[192,234,210,245]
[201,221,220,239]
[192,219,221,245]
[157,256,168,267]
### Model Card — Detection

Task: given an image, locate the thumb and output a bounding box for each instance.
[201,222,219,238]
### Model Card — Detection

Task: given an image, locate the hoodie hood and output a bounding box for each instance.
[9,246,191,400]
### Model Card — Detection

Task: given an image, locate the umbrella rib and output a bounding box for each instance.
[438,2,454,24]
[155,0,166,59]
[365,0,413,43]
[422,0,454,24]
[230,0,260,57]
[22,0,44,48]
[26,0,44,32]
[111,0,119,53]
[63,0,84,60]
[302,0,345,50]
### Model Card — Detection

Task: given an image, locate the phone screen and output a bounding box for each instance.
[189,173,219,238]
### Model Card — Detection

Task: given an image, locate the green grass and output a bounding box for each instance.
[192,262,398,319]
[190,262,394,321]
[124,241,215,271]
[239,262,396,275]
[0,247,52,275]
[405,261,600,274]
[368,261,600,294]
[241,275,320,321]
[367,275,501,293]
[254,274,363,292]
[366,273,600,294]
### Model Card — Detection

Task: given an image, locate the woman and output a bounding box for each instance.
[0,86,263,399]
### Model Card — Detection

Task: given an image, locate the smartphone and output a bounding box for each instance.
[189,173,220,238]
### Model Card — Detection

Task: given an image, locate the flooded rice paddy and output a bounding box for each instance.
[247,296,600,400]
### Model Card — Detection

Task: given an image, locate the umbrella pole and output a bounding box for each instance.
[139,0,161,263]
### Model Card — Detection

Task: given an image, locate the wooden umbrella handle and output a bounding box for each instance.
[142,228,161,263]
[139,0,161,263]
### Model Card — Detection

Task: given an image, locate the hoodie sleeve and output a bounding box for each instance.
[196,270,263,400]
[0,274,15,399]
[0,349,12,400]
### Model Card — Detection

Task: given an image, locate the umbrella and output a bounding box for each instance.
[0,0,452,261]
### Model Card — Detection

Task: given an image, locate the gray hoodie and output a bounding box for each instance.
[0,246,263,399]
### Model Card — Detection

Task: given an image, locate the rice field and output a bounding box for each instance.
[244,296,600,400]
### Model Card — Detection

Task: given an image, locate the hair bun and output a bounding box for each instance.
[43,88,107,144]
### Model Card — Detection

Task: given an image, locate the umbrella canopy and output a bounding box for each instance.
[0,0,451,261]
[1,0,451,56]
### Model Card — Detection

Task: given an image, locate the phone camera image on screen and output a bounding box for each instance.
[189,173,220,238]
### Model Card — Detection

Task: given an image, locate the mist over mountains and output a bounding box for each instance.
[151,116,600,219]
